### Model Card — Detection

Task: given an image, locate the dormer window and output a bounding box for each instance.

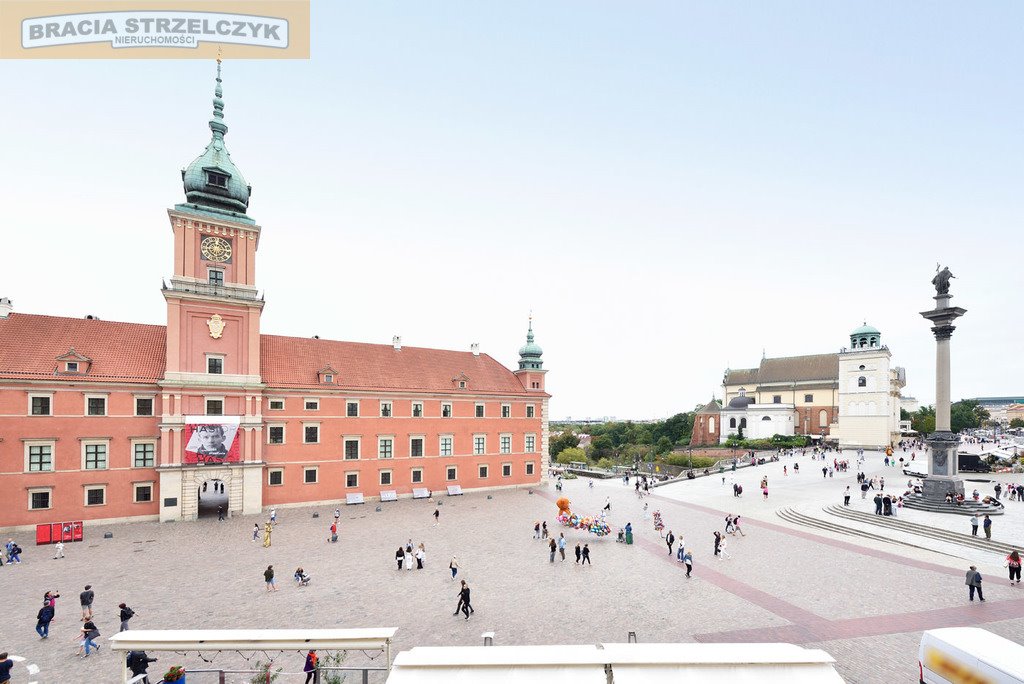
[324,374,333,384]
[66,362,79,373]
[206,171,229,188]
[459,381,467,389]
[317,366,338,385]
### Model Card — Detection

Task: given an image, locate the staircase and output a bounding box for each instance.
[823,505,1019,556]
[776,507,943,554]
[900,494,1004,516]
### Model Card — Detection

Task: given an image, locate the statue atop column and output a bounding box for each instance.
[932,265,955,296]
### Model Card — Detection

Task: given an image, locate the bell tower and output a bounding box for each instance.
[158,60,266,522]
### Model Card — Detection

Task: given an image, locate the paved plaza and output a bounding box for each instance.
[3,447,1023,683]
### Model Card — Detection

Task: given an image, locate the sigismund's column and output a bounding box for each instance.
[919,266,967,500]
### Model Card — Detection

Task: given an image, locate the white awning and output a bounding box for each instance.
[108,628,397,652]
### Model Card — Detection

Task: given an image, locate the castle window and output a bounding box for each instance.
[208,269,224,286]
[66,362,79,373]
[207,356,224,374]
[526,405,535,418]
[206,171,229,188]
[709,417,715,432]
[819,409,828,427]
[858,376,867,387]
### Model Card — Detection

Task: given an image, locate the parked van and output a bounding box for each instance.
[919,627,1024,683]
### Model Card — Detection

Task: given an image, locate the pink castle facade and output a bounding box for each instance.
[0,68,548,530]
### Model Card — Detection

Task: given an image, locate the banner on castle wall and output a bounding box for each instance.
[183,416,241,464]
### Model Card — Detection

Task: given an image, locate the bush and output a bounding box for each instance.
[596,457,615,470]
[664,455,719,469]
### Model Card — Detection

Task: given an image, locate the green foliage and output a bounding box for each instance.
[655,436,673,454]
[664,454,719,469]
[249,661,282,684]
[555,447,587,465]
[951,399,990,433]
[596,457,615,469]
[319,652,347,684]
[548,431,580,458]
[900,408,912,420]
[722,435,809,450]
[912,406,936,435]
[1010,418,1024,429]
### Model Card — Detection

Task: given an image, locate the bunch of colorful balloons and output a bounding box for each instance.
[557,512,612,537]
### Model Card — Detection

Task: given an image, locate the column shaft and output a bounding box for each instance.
[935,337,951,431]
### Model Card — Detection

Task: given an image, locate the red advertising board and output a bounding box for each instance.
[34,521,83,545]
[35,524,51,545]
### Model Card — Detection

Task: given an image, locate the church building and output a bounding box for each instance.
[690,324,904,449]
[0,65,549,530]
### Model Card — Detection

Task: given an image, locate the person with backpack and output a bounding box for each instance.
[303,649,318,684]
[118,603,135,631]
[79,616,101,656]
[36,602,55,638]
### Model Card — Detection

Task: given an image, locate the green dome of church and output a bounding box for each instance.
[851,323,880,336]
[850,322,882,349]
[179,61,252,219]
[518,319,543,370]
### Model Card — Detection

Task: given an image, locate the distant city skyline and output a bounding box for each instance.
[1,2,1021,418]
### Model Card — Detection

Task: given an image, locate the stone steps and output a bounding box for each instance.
[900,495,1004,516]
[775,507,942,554]
[823,505,1018,556]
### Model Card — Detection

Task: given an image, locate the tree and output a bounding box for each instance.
[1010,418,1024,429]
[951,399,989,433]
[549,431,580,458]
[912,406,936,435]
[556,447,586,465]
[589,435,615,459]
[655,436,673,454]
[900,408,911,421]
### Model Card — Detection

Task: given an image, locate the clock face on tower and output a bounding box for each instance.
[200,236,233,263]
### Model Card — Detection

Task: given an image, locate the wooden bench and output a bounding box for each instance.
[446,485,463,496]
[412,487,431,499]
[345,492,365,505]
[379,490,398,502]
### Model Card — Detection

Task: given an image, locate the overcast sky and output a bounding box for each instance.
[1,2,1021,420]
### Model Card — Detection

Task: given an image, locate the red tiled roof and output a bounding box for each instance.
[261,334,530,395]
[0,313,166,383]
[0,313,533,395]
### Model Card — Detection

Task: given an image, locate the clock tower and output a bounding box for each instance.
[158,61,266,521]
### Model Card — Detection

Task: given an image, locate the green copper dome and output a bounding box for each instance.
[518,319,543,370]
[851,323,880,336]
[179,61,252,220]
[850,322,882,349]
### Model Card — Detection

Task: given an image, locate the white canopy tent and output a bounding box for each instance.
[385,642,845,683]
[108,628,397,683]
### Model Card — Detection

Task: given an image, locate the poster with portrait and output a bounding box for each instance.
[183,416,241,464]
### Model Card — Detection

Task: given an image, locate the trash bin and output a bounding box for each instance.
[625,531,634,545]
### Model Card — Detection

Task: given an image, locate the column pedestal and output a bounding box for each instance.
[922,432,964,499]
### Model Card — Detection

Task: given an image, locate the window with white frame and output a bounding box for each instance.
[380,401,392,418]
[29,487,52,510]
[268,469,284,486]
[411,468,423,484]
[26,442,54,472]
[133,442,155,468]
[446,466,457,481]
[379,470,393,486]
[304,398,320,411]
[525,434,536,453]
[133,482,154,503]
[378,437,394,459]
[475,403,485,418]
[206,355,224,375]
[473,435,486,455]
[29,394,52,416]
[303,423,320,444]
[268,399,285,411]
[304,467,318,484]
[441,402,452,418]
[135,396,154,416]
[502,463,512,477]
[525,461,535,476]
[344,438,360,460]
[501,404,511,418]
[345,472,359,488]
[346,401,359,417]
[526,405,535,418]
[478,464,489,479]
[268,425,285,445]
[206,398,224,416]
[65,361,79,373]
[410,436,424,458]
[83,442,108,470]
[85,486,106,506]
[85,395,107,416]
[412,402,423,418]
[500,434,511,454]
[440,435,453,457]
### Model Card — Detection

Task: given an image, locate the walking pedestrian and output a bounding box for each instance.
[603,497,611,512]
[574,542,581,564]
[969,514,979,537]
[581,543,591,565]
[683,550,693,577]
[270,508,277,524]
[303,650,318,684]
[542,521,548,539]
[334,508,341,522]
[127,650,158,684]
[433,508,440,526]
[1006,550,1022,586]
[558,533,566,561]
[718,537,731,560]
[453,580,473,619]
[396,547,405,570]
[217,505,225,521]
[264,565,278,592]
[0,653,13,684]
[983,514,993,539]
[80,585,94,619]
[53,540,65,559]
[533,521,541,539]
[252,523,259,542]
[713,531,721,557]
[966,565,985,602]
[666,530,675,555]
[733,516,745,537]
[548,537,557,563]
[80,616,101,657]
[843,486,851,506]
[449,557,459,580]
[415,543,426,569]
[118,603,135,631]
[36,602,54,638]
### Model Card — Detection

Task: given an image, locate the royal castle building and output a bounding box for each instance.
[0,66,549,530]
[690,324,905,449]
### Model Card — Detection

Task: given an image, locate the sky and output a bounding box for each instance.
[1,2,1022,420]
